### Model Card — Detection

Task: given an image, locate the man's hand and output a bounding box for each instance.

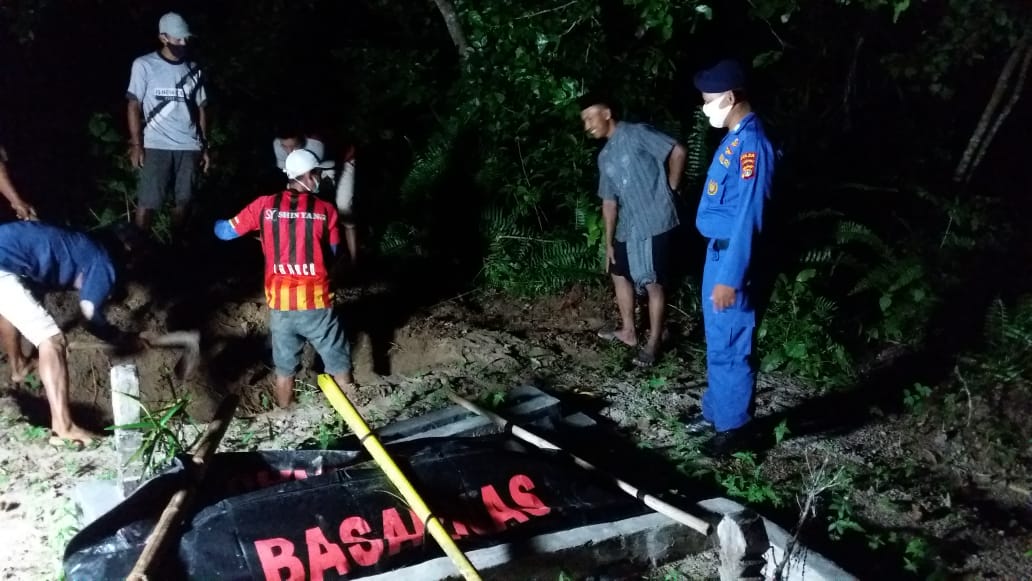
[201,150,211,174]
[604,244,616,272]
[11,200,37,221]
[129,144,144,168]
[710,283,737,312]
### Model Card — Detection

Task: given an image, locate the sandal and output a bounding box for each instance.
[632,349,657,368]
[48,428,98,450]
[596,329,638,347]
[48,435,88,450]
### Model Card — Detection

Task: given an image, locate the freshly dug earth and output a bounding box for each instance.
[0,282,1030,580]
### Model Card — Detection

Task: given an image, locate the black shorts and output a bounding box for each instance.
[136,149,200,210]
[609,229,674,288]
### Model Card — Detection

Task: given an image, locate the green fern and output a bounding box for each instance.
[802,247,836,265]
[683,108,710,191]
[482,206,522,239]
[976,297,1032,384]
[377,222,420,257]
[835,221,893,256]
[851,260,924,295]
[400,129,457,201]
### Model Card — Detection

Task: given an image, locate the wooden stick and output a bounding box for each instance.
[444,390,711,536]
[126,394,239,581]
[69,330,201,351]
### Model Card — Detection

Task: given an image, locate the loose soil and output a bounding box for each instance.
[1,274,1030,580]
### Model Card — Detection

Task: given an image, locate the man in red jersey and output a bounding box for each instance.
[214,149,356,407]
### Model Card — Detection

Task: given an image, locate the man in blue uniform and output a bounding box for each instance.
[0,222,139,446]
[686,60,775,455]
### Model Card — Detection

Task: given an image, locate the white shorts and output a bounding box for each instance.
[0,271,60,346]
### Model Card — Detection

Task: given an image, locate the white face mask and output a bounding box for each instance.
[702,94,733,128]
[294,176,320,193]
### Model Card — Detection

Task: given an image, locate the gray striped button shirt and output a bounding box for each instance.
[597,122,679,242]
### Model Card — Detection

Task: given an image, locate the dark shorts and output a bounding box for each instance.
[136,148,200,210]
[609,229,674,288]
[269,308,352,376]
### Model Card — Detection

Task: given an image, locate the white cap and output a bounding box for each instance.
[159,12,192,39]
[301,138,336,170]
[284,149,321,179]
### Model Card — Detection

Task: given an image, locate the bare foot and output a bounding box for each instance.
[340,382,360,398]
[10,358,38,383]
[261,406,295,422]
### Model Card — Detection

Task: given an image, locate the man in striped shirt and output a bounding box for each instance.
[214,149,355,407]
[580,94,686,367]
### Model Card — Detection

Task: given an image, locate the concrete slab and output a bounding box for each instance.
[377,385,563,443]
[351,497,856,580]
[698,497,857,581]
[70,480,123,528]
[354,512,711,581]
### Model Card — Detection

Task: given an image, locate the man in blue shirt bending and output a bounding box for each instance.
[0,222,137,446]
[686,60,775,456]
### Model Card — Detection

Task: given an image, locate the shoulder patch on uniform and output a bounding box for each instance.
[740,152,757,180]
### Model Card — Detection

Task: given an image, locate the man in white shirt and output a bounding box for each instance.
[126,12,210,235]
[273,128,358,264]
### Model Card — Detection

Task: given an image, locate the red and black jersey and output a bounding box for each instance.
[229,190,340,310]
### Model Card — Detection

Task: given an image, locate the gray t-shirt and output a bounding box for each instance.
[597,122,679,242]
[126,52,207,151]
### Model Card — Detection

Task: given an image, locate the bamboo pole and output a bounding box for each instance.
[445,389,712,536]
[317,375,482,581]
[126,394,239,581]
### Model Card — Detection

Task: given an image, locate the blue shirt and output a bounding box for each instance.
[696,113,775,290]
[597,122,680,242]
[0,222,116,324]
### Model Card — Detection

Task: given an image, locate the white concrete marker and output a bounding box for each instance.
[111,363,143,496]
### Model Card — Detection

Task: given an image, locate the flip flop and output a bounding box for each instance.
[632,349,657,368]
[48,435,87,450]
[596,329,638,347]
[48,430,98,450]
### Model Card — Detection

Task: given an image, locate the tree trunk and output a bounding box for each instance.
[966,44,1032,183]
[431,0,470,58]
[954,30,1031,182]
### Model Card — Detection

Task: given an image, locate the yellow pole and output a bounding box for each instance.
[316,374,482,581]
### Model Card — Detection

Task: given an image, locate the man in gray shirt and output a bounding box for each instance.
[580,94,686,366]
[126,12,209,235]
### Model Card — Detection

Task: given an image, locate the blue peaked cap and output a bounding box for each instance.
[693,59,746,93]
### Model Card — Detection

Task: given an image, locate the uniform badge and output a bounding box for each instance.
[724,146,733,156]
[707,179,718,195]
[731,138,740,148]
[719,154,730,168]
[740,152,757,180]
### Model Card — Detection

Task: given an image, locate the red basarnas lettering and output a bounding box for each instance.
[306,527,349,581]
[254,473,553,580]
[339,516,384,566]
[254,538,305,581]
[382,508,425,556]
